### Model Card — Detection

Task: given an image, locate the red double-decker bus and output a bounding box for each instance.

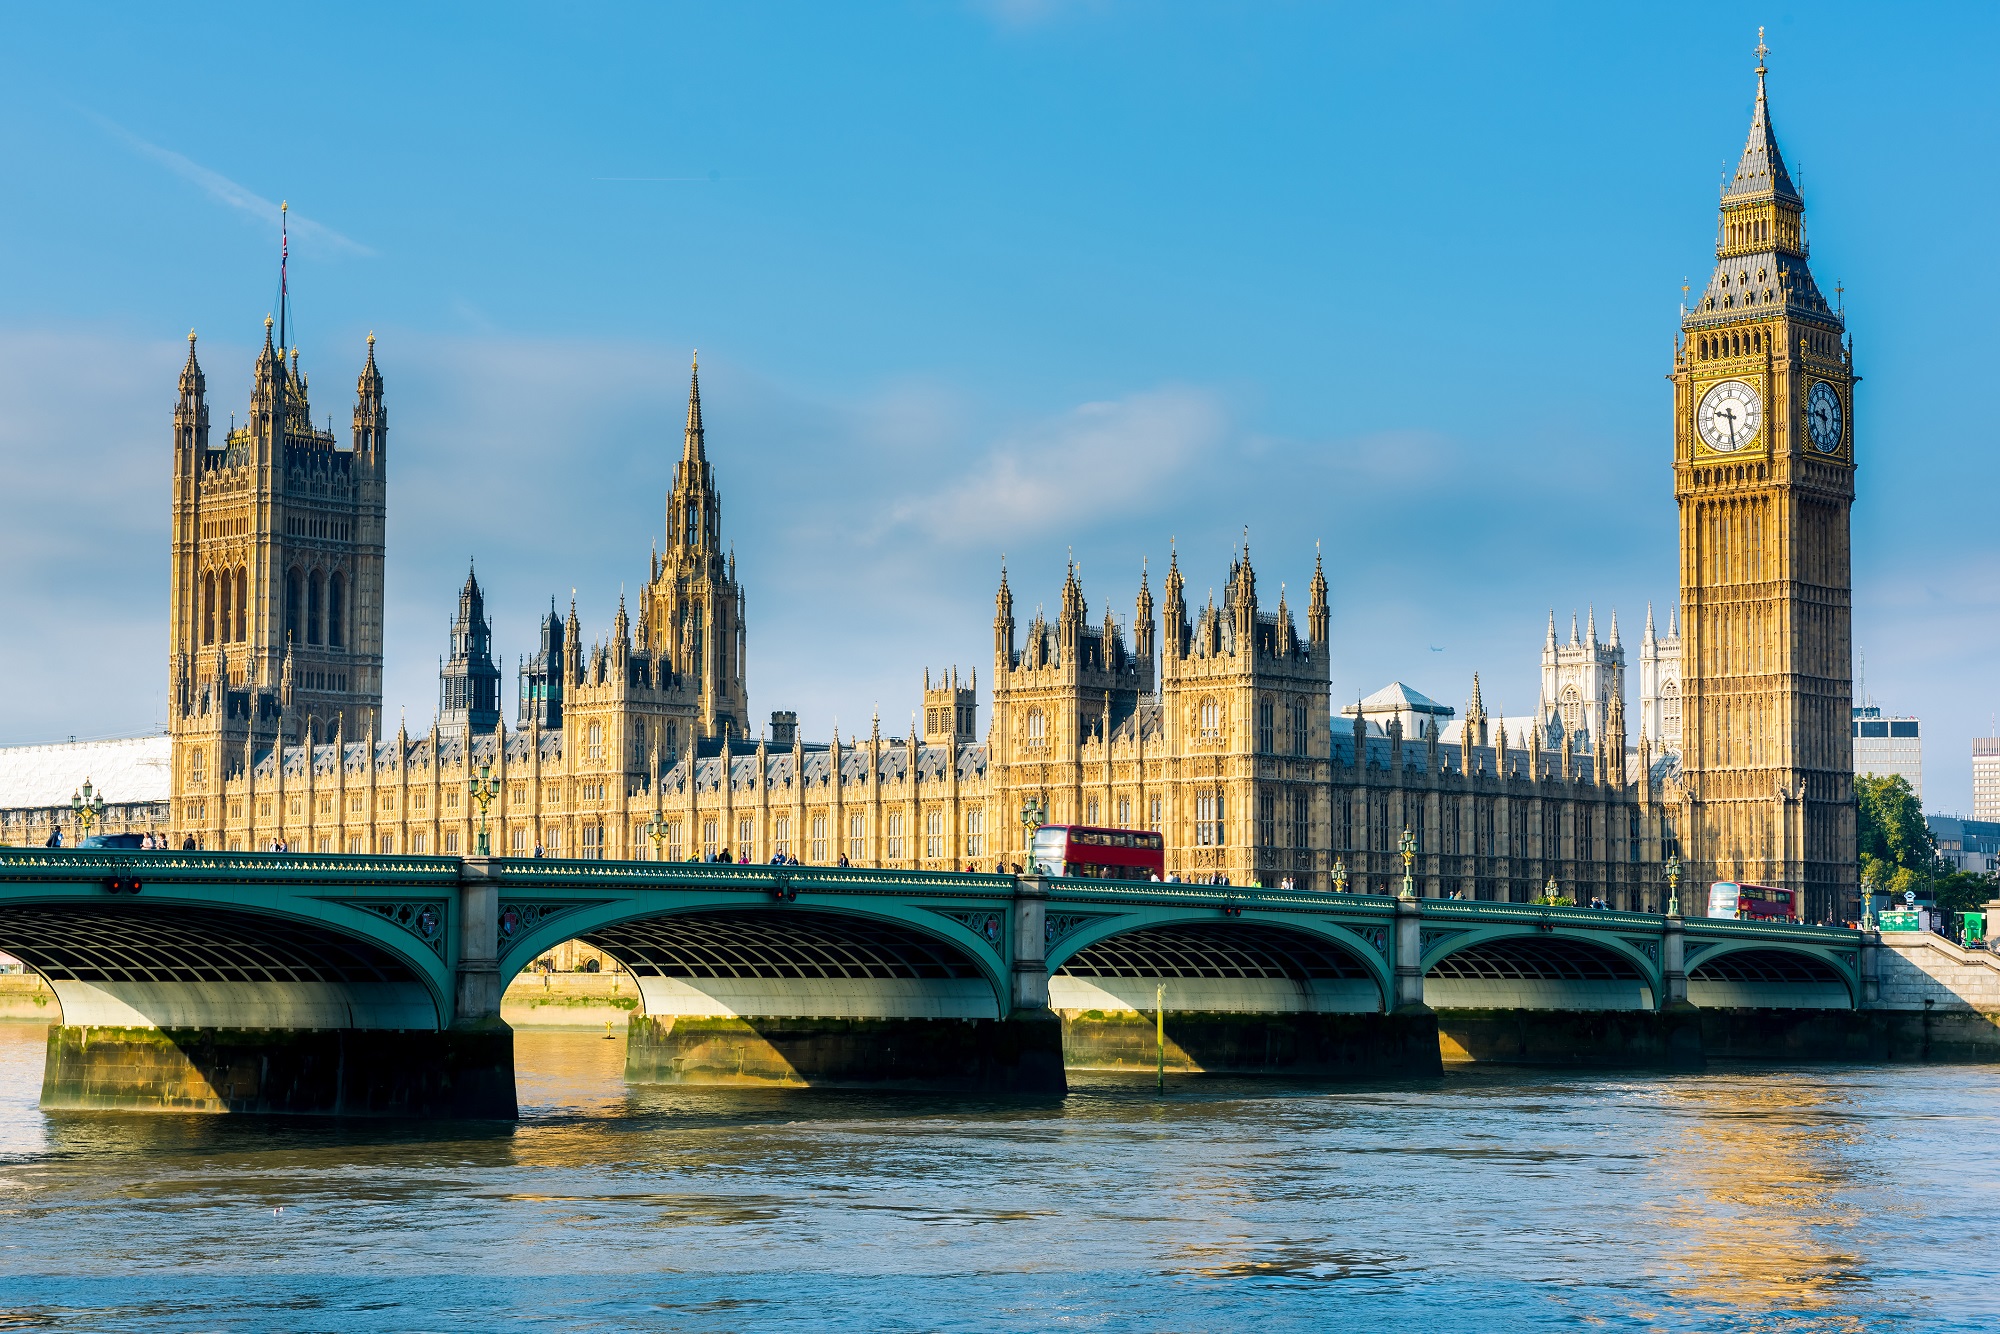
[1029,826,1165,882]
[1707,881,1799,922]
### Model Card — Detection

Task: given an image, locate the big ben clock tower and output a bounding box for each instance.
[1672,34,1858,923]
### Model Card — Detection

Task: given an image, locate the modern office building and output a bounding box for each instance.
[1973,738,2000,822]
[1852,706,1922,799]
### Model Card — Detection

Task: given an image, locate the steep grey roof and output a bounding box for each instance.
[1687,249,1833,328]
[1723,73,1800,205]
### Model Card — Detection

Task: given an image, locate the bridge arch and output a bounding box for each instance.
[0,899,449,1031]
[1686,942,1856,1009]
[500,899,1010,1020]
[1046,913,1389,1013]
[1423,930,1657,1010]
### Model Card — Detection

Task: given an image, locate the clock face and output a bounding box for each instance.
[1807,380,1844,453]
[1696,379,1762,452]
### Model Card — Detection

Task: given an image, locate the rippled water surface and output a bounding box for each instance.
[2,1023,1997,1331]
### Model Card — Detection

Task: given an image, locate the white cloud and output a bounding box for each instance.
[84,111,374,258]
[886,386,1224,547]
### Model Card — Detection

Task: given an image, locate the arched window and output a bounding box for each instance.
[1026,709,1046,744]
[284,569,303,644]
[235,568,248,641]
[327,572,345,648]
[201,572,216,645]
[217,570,233,644]
[586,720,603,761]
[306,570,324,645]
[1199,698,1220,738]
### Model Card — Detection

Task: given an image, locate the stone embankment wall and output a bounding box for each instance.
[0,974,58,1022]
[501,972,641,1029]
[1875,932,2000,1011]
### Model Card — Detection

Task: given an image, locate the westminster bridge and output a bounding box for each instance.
[0,847,1910,1117]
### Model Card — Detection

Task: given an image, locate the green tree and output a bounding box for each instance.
[1855,774,1931,902]
[1933,868,1998,919]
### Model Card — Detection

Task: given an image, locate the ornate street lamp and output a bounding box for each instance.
[69,779,106,845]
[468,763,500,857]
[1664,852,1682,918]
[1399,825,1417,899]
[1543,875,1561,905]
[1018,796,1049,875]
[1330,860,1348,895]
[644,812,670,861]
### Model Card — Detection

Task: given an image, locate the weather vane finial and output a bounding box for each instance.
[1755,26,1768,75]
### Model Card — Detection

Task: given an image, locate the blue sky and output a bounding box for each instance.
[1,3,1994,813]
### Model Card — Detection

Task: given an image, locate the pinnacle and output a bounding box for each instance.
[1724,39,1800,205]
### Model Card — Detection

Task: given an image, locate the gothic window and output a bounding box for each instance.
[1257,700,1274,753]
[545,827,564,856]
[1374,799,1389,855]
[849,814,866,863]
[582,825,604,860]
[1628,808,1641,863]
[1086,797,1100,825]
[702,819,718,858]
[284,569,303,644]
[1199,698,1220,740]
[632,721,647,765]
[219,571,234,645]
[586,721,603,761]
[1292,704,1308,756]
[443,831,460,854]
[328,572,345,649]
[1259,791,1275,847]
[966,808,985,859]
[235,569,248,642]
[411,832,429,854]
[1411,804,1425,854]
[1026,709,1046,745]
[684,503,698,548]
[1662,681,1682,743]
[379,834,395,854]
[811,815,827,863]
[739,818,754,856]
[306,571,323,645]
[201,572,216,645]
[1544,807,1561,861]
[926,809,943,860]
[1338,792,1352,850]
[1196,792,1224,846]
[187,749,205,787]
[667,821,683,860]
[512,827,528,854]
[1117,797,1131,826]
[775,816,791,858]
[1148,796,1162,832]
[1578,807,1593,862]
[1291,791,1309,851]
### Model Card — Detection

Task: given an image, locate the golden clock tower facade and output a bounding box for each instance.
[1672,41,1857,922]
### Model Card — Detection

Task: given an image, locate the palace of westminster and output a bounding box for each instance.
[10,50,1864,922]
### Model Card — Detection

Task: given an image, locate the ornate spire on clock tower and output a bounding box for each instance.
[1671,33,1858,922]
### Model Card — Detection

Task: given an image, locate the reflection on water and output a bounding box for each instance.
[0,1021,1996,1331]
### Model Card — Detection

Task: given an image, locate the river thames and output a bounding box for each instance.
[1,1023,1996,1331]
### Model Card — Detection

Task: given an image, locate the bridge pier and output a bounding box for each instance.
[40,1024,516,1117]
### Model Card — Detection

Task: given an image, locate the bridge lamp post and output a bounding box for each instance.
[644,812,670,862]
[468,764,500,857]
[1330,860,1348,895]
[69,780,106,845]
[1664,853,1682,918]
[1398,826,1416,899]
[1019,797,1047,871]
